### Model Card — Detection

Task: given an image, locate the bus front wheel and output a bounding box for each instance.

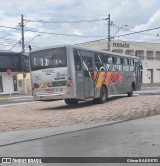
[64,99,78,105]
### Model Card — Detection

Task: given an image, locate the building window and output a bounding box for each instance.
[155,51,160,60]
[136,50,145,60]
[146,51,154,60]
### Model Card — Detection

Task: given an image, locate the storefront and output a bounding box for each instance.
[0,51,29,95]
[0,72,18,95]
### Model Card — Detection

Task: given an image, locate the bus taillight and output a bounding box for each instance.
[67,83,72,87]
[67,77,72,87]
[32,84,34,91]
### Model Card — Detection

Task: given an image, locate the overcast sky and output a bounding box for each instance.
[0,0,160,52]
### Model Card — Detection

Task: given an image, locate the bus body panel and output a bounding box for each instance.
[31,67,68,100]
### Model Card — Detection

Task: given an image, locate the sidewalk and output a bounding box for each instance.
[0,120,125,147]
[142,83,160,87]
[0,114,160,161]
[0,114,160,147]
[0,93,32,100]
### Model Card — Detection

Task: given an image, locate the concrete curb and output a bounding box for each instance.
[0,120,129,147]
[0,96,32,100]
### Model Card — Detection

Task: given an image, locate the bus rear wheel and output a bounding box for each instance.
[64,99,78,105]
[127,85,133,97]
[94,86,108,104]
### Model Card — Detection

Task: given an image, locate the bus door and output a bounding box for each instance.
[82,56,94,98]
[74,50,84,99]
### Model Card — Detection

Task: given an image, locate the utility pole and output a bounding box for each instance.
[108,14,111,51]
[21,14,27,94]
[21,14,25,53]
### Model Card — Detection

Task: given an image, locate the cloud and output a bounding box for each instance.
[133,9,160,31]
[111,0,156,25]
[0,0,160,51]
[124,9,160,42]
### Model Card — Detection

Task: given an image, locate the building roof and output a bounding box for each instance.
[0,50,20,55]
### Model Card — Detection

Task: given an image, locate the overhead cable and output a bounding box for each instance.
[24,18,105,24]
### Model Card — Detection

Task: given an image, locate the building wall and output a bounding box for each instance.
[17,73,32,94]
[0,72,18,95]
[18,79,32,94]
[78,40,160,84]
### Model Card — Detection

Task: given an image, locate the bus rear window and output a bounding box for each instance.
[30,47,67,71]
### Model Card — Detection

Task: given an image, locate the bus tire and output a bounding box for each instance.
[96,86,108,104]
[93,98,99,104]
[127,85,133,97]
[64,99,78,105]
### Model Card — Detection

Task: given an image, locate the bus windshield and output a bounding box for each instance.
[30,47,67,71]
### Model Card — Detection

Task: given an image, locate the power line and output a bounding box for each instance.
[1,24,160,40]
[0,39,18,46]
[24,28,108,38]
[0,25,20,30]
[115,26,160,38]
[25,18,105,24]
[22,25,160,39]
[10,39,21,51]
[0,24,20,40]
[112,23,158,37]
[0,24,107,38]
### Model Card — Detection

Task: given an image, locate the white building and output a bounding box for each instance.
[0,72,18,95]
[78,39,160,84]
[0,51,29,95]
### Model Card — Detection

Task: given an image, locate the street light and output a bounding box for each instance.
[114,25,128,40]
[27,34,41,45]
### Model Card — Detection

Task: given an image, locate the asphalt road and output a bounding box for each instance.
[0,85,160,106]
[0,85,160,165]
[0,115,160,166]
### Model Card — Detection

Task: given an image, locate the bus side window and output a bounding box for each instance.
[107,56,114,71]
[130,59,135,71]
[95,54,105,70]
[125,59,130,71]
[113,57,117,64]
[74,50,81,71]
[95,54,100,70]
[116,57,122,71]
[123,59,127,71]
[120,58,124,71]
[113,57,118,71]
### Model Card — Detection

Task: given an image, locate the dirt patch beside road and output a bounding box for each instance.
[0,95,160,132]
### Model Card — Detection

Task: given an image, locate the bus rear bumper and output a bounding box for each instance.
[33,94,64,101]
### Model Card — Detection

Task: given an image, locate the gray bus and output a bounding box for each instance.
[30,45,142,105]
